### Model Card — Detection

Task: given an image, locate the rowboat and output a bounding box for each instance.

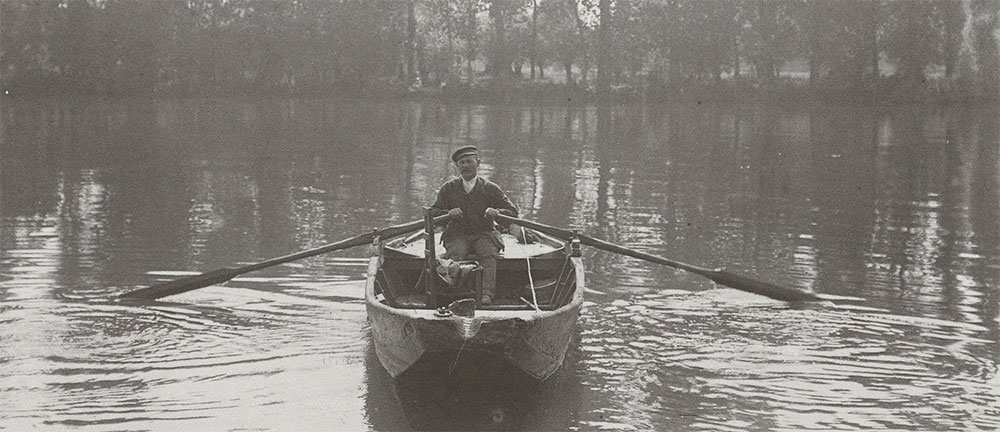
[365,221,584,381]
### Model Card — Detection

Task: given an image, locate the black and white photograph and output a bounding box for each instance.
[1,0,998,430]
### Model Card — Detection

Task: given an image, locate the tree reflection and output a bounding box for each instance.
[2,98,998,430]
[364,342,585,431]
[969,107,1000,343]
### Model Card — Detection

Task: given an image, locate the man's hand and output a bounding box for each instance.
[484,208,499,219]
[448,208,464,218]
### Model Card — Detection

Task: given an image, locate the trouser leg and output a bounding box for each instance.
[443,237,471,261]
[479,255,496,299]
[472,236,501,300]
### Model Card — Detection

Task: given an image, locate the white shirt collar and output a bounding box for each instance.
[462,176,478,192]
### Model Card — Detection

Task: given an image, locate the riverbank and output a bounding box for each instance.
[4,75,997,106]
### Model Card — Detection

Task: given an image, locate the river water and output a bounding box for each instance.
[1,98,997,431]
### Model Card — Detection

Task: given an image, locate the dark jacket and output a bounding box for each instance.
[430,177,518,247]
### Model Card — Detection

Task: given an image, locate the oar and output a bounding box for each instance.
[120,215,451,300]
[497,215,820,302]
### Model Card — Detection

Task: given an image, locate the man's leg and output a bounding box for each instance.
[472,236,501,304]
[443,236,471,261]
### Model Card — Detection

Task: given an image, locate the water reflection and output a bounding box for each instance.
[2,98,998,430]
[577,290,998,430]
[363,335,587,431]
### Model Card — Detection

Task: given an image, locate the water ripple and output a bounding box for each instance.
[574,290,1000,431]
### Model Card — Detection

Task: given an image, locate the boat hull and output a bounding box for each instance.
[365,254,584,381]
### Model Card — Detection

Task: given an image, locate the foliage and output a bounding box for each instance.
[1,0,997,101]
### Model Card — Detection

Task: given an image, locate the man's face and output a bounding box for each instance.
[456,155,479,180]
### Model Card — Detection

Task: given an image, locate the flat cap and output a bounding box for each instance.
[451,145,479,162]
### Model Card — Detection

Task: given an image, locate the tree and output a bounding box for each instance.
[1,0,60,89]
[2,0,996,100]
[744,0,800,86]
[596,0,611,94]
[884,0,944,87]
[796,0,879,87]
[424,0,464,85]
[536,0,587,85]
[669,0,741,85]
[465,1,483,84]
[485,0,525,80]
[530,0,538,79]
[970,0,1000,97]
[940,0,966,79]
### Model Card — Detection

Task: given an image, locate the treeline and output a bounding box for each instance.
[2,0,998,102]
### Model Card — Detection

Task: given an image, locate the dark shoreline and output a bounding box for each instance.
[4,79,997,107]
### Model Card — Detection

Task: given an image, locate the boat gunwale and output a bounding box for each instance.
[364,254,585,322]
[384,229,568,259]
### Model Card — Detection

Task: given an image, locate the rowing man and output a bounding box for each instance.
[430,146,518,305]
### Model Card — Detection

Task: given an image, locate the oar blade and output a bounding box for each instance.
[118,215,453,301]
[496,214,822,303]
[706,270,820,302]
[120,268,243,300]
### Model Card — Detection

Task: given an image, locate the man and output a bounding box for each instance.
[430,145,518,305]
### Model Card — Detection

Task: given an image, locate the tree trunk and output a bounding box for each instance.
[569,0,587,85]
[943,1,963,79]
[733,36,740,81]
[808,0,821,87]
[530,0,538,80]
[597,0,612,96]
[492,2,509,80]
[418,45,428,85]
[467,4,476,85]
[407,0,416,85]
[972,8,1000,96]
[448,35,454,76]
[809,55,819,86]
[868,14,879,80]
[467,56,474,85]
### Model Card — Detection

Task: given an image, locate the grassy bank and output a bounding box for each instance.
[5,74,997,106]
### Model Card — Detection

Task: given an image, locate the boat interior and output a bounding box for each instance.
[372,230,579,311]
